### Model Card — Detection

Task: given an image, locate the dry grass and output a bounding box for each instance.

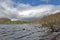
[31,12,60,31]
[32,12,60,25]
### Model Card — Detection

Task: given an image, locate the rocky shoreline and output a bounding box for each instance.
[42,24,60,40]
[52,33,60,40]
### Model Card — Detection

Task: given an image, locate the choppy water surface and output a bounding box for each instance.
[0,24,60,40]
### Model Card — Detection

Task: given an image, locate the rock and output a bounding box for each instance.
[22,28,25,30]
[52,33,60,40]
[53,28,60,32]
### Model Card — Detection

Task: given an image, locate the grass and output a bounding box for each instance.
[3,20,32,24]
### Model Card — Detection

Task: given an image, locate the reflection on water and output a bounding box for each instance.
[0,24,59,40]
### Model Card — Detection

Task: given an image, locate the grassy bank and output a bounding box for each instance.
[0,20,32,24]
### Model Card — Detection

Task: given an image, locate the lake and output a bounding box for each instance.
[0,24,60,40]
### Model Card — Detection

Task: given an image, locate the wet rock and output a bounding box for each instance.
[52,33,60,40]
[54,28,60,32]
[39,39,44,40]
[50,27,60,32]
[55,35,60,40]
[22,28,25,30]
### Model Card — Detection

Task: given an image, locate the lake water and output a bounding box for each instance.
[0,24,60,40]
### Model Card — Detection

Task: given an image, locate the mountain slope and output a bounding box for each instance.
[33,12,60,24]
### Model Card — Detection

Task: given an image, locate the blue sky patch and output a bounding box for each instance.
[12,0,60,6]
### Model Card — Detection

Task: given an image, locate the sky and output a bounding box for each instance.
[0,0,60,21]
[12,0,60,6]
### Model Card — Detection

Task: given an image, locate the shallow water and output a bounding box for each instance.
[0,24,59,40]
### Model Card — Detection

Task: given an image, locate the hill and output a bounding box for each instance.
[32,12,60,25]
[0,18,31,24]
[0,18,11,24]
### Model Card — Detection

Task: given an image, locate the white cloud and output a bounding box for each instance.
[0,0,60,21]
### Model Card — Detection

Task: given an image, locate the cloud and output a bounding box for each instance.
[17,5,60,20]
[0,0,60,21]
